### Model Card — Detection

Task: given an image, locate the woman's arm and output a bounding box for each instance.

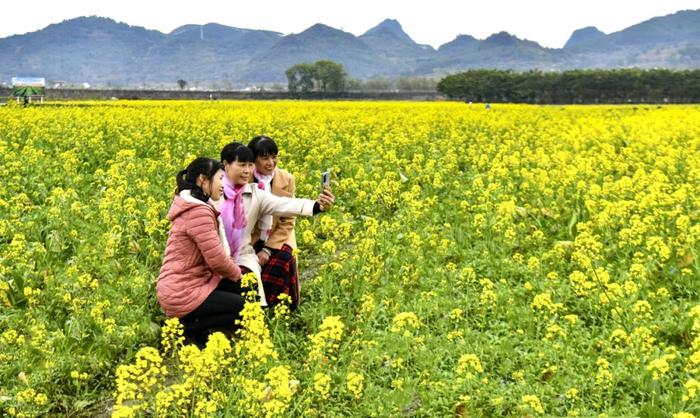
[187,206,242,280]
[258,187,316,218]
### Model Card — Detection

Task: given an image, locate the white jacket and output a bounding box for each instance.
[214,183,316,305]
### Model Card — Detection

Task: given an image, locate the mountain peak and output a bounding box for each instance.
[303,23,340,35]
[438,34,478,52]
[483,31,521,47]
[269,22,368,57]
[362,19,415,44]
[62,16,117,24]
[48,16,121,30]
[290,23,362,44]
[37,15,163,41]
[564,26,606,49]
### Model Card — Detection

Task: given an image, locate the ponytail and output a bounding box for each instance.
[175,157,223,202]
[175,169,188,195]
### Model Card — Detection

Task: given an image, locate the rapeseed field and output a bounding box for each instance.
[1,101,699,417]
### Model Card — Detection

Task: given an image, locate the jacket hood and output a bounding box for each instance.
[167,192,216,222]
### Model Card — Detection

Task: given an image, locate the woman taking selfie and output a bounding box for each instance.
[248,135,301,308]
[156,157,244,346]
[218,142,334,307]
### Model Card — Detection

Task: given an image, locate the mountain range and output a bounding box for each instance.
[1,10,698,87]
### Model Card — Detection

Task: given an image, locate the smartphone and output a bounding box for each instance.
[321,170,331,191]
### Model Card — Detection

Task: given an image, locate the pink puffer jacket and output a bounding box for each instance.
[156,194,241,318]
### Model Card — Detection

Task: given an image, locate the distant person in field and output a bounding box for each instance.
[248,135,301,309]
[156,157,244,347]
[217,142,334,309]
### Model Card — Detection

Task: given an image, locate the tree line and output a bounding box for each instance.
[437,69,700,104]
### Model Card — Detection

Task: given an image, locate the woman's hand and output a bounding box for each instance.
[317,187,335,212]
[257,250,270,266]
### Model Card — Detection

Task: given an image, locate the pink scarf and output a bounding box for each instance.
[254,168,274,241]
[220,176,247,260]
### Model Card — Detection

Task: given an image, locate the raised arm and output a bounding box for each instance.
[257,187,316,218]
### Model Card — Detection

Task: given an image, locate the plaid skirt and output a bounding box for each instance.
[260,244,300,309]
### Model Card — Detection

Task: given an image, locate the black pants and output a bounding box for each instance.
[180,279,245,346]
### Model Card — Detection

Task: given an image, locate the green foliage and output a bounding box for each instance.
[437,69,700,103]
[286,63,317,93]
[314,61,346,93]
[286,61,347,93]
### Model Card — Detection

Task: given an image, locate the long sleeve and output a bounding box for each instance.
[257,186,315,218]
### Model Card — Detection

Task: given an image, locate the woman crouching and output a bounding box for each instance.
[156,157,244,346]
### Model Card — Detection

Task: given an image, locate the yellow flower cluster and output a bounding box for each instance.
[346,372,364,399]
[112,273,298,416]
[235,273,278,363]
[646,356,671,380]
[313,373,332,399]
[113,347,167,414]
[520,394,544,414]
[308,315,345,362]
[160,317,185,357]
[260,365,298,417]
[531,291,563,314]
[595,357,613,387]
[683,378,700,401]
[456,354,484,380]
[390,312,421,336]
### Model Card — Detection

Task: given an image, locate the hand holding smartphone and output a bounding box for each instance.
[321,170,331,191]
[318,170,334,211]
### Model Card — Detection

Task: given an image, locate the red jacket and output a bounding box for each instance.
[156,193,241,318]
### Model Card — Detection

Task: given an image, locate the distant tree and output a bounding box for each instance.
[286,63,316,93]
[286,60,347,93]
[314,60,347,93]
[177,79,187,90]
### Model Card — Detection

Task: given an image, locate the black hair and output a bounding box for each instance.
[248,135,279,158]
[220,142,255,164]
[176,157,223,202]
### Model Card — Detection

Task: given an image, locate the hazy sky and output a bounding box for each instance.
[2,0,699,48]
